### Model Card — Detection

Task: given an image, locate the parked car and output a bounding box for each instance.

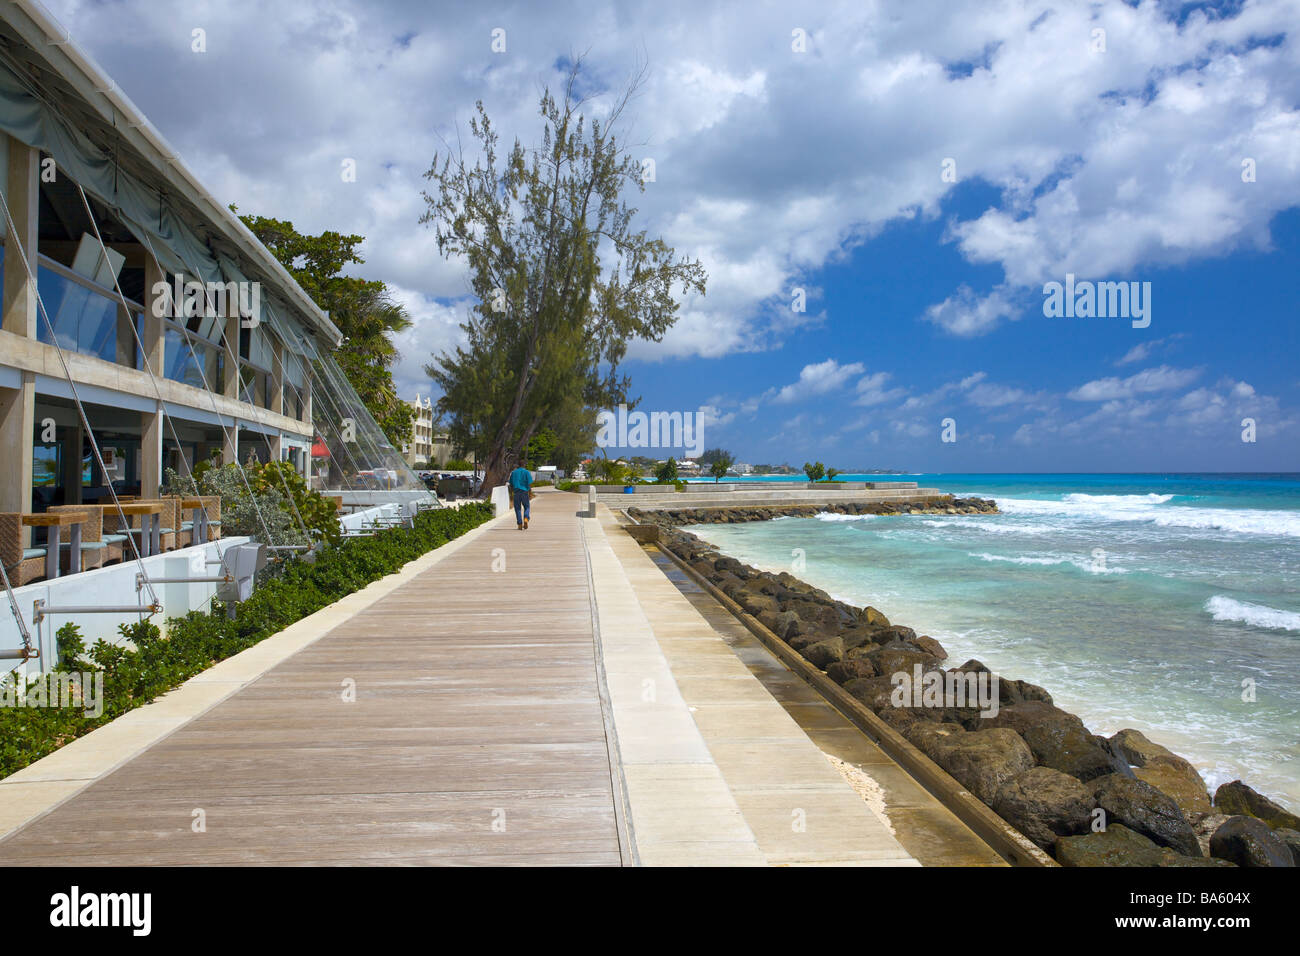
[436,475,475,501]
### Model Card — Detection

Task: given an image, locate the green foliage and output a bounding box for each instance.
[443,458,474,471]
[655,457,678,482]
[165,455,341,547]
[591,456,629,484]
[826,468,842,482]
[0,504,493,780]
[526,428,559,467]
[238,214,414,449]
[698,448,732,466]
[421,60,707,490]
[803,461,826,482]
[709,451,735,482]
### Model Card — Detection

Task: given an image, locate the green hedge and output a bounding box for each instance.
[0,502,493,780]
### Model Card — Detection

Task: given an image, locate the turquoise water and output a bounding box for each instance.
[685,474,1300,807]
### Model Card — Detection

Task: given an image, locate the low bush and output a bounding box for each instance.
[0,502,493,780]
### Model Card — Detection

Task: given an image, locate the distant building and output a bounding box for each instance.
[402,393,435,465]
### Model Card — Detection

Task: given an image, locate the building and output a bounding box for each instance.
[403,393,435,465]
[0,0,352,548]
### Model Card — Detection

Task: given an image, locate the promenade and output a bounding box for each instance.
[0,492,1001,866]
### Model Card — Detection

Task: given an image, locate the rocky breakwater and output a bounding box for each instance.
[636,494,998,527]
[641,517,1299,868]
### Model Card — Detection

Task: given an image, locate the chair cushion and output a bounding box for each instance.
[58,541,108,550]
[103,534,129,543]
[22,548,46,560]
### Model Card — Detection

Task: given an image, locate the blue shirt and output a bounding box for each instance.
[509,467,533,493]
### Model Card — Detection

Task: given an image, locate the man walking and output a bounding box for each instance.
[509,460,534,530]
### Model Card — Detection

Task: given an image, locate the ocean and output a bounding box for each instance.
[683,473,1300,808]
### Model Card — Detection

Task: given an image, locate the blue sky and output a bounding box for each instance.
[45,0,1300,471]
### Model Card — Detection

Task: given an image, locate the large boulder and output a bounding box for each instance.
[866,644,941,680]
[1274,828,1300,866]
[981,700,1080,736]
[1023,715,1133,783]
[912,635,949,661]
[906,723,1034,805]
[1110,728,1181,768]
[1208,816,1295,867]
[826,659,877,685]
[843,676,898,712]
[801,637,845,670]
[757,609,801,641]
[997,677,1054,707]
[1134,756,1212,816]
[737,591,779,617]
[1055,824,1176,867]
[993,767,1096,851]
[1057,825,1234,867]
[1092,774,1201,857]
[1213,781,1300,831]
[837,626,879,652]
[859,606,889,628]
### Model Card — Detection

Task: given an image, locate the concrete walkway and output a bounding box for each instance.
[0,491,1001,866]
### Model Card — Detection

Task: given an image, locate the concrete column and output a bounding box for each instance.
[2,137,38,339]
[270,338,284,416]
[1,137,39,544]
[141,401,163,498]
[222,422,238,466]
[0,382,35,544]
[301,372,313,427]
[222,314,240,400]
[141,256,166,375]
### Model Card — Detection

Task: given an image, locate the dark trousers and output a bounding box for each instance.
[513,489,531,524]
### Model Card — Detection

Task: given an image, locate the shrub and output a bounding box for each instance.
[443,458,474,471]
[164,455,342,547]
[0,503,493,780]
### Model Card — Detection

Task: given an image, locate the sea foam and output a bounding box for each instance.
[1205,596,1300,632]
[997,495,1300,538]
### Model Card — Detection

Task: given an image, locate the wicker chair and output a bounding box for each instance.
[201,495,222,541]
[0,513,47,586]
[48,505,108,573]
[171,496,196,548]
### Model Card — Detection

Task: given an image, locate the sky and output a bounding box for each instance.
[45,0,1300,471]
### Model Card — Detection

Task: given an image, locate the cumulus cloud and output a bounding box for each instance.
[923,284,1021,336]
[45,0,1300,365]
[771,359,865,403]
[1068,365,1202,401]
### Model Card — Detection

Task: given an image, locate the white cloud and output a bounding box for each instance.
[853,371,907,407]
[1068,365,1202,402]
[772,359,865,403]
[922,285,1020,337]
[42,0,1300,363]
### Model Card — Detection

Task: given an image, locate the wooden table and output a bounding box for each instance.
[115,502,165,558]
[21,512,84,579]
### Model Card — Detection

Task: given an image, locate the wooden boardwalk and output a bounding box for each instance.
[0,494,629,865]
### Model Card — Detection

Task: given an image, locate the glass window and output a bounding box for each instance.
[37,266,120,363]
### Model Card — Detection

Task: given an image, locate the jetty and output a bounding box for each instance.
[0,490,1004,866]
